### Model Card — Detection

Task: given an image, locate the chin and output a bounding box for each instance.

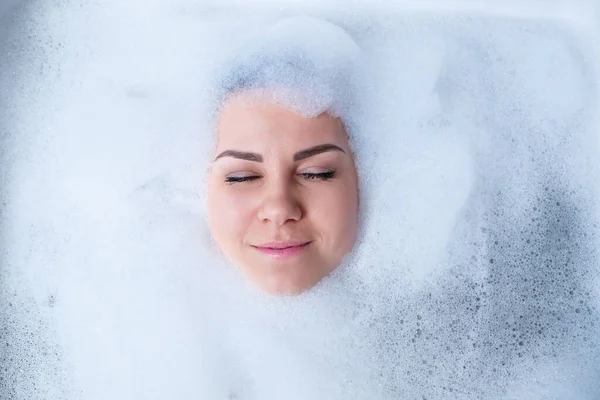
[257,277,317,296]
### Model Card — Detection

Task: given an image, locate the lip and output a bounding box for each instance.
[253,241,312,259]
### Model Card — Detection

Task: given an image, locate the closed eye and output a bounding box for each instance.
[225,175,261,184]
[225,171,336,184]
[300,171,336,181]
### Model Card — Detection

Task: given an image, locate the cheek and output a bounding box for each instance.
[208,185,254,244]
[309,182,359,242]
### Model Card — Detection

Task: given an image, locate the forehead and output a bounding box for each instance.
[216,92,345,150]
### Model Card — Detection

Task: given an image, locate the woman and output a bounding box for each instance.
[205,17,365,296]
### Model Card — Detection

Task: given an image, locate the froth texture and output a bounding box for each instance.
[1,2,599,400]
[211,16,362,120]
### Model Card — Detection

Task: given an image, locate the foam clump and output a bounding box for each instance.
[212,16,362,120]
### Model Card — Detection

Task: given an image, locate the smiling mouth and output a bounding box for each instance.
[252,242,311,258]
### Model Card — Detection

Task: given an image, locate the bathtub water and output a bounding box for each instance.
[1,1,599,399]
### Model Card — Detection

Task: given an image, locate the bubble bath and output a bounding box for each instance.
[1,1,599,399]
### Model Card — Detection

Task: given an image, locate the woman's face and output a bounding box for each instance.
[207,92,359,295]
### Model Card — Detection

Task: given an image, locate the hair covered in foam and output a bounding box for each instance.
[210,16,363,121]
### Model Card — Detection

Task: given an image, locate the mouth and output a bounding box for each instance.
[252,241,312,259]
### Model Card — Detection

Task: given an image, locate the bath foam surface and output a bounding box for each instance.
[1,1,599,399]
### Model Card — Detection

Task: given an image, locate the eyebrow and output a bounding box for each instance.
[293,143,345,161]
[214,143,345,162]
[214,150,262,162]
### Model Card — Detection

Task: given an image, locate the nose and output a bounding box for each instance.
[257,177,302,226]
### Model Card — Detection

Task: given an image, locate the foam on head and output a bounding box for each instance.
[210,16,362,122]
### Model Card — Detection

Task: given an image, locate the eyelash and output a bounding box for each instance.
[225,171,336,184]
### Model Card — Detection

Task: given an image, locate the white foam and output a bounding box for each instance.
[2,1,599,399]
